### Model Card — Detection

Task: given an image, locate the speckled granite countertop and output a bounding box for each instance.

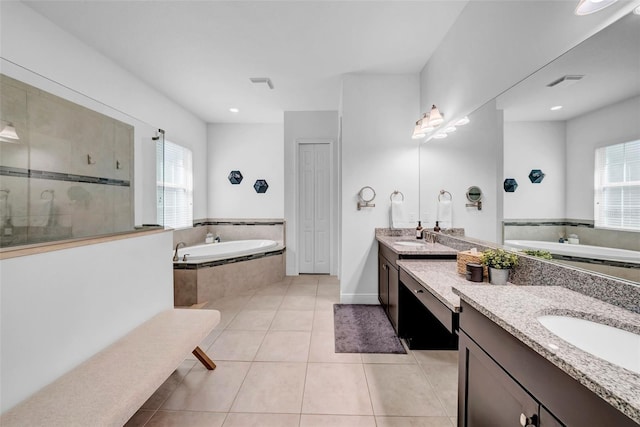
[397,260,492,312]
[376,235,458,256]
[452,285,640,424]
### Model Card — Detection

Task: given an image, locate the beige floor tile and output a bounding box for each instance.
[212,308,241,330]
[231,362,307,413]
[312,310,334,332]
[207,330,266,361]
[255,331,311,362]
[207,294,253,311]
[449,417,457,426]
[244,295,284,310]
[270,309,314,331]
[291,275,321,285]
[254,282,290,295]
[186,330,222,361]
[308,331,362,363]
[375,416,455,427]
[141,360,196,409]
[124,409,154,427]
[302,363,373,415]
[317,276,340,286]
[360,341,414,364]
[222,413,300,427]
[281,295,317,310]
[286,283,318,296]
[316,283,340,296]
[315,294,339,311]
[162,362,251,412]
[145,410,226,427]
[364,364,446,416]
[226,309,276,330]
[300,414,376,427]
[413,350,458,367]
[421,364,458,417]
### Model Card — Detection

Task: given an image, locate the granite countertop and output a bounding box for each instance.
[452,285,640,424]
[397,260,492,312]
[376,235,459,256]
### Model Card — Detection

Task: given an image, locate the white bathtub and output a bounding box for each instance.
[175,239,279,262]
[504,240,640,265]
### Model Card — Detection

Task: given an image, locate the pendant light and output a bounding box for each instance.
[0,123,20,142]
[412,120,426,139]
[419,113,434,132]
[427,105,444,127]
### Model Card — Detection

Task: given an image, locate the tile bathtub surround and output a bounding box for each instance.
[126,275,459,427]
[174,219,285,247]
[452,285,640,424]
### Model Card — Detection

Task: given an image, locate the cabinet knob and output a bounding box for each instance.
[382,264,388,271]
[520,413,537,427]
[413,289,424,294]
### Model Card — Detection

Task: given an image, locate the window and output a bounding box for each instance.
[594,140,640,231]
[157,139,193,229]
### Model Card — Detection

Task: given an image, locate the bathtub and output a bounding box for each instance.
[175,239,279,262]
[504,240,640,265]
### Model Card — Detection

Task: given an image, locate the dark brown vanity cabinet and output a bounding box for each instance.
[458,301,637,427]
[378,245,399,332]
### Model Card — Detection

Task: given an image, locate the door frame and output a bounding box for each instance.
[295,138,337,275]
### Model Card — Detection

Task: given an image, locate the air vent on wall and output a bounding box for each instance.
[546,75,584,88]
[250,77,274,89]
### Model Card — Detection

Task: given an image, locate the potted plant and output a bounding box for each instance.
[480,248,519,285]
[522,249,553,260]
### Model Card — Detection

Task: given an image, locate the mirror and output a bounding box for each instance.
[421,11,640,283]
[466,187,482,203]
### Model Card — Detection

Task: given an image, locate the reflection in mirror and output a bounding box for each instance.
[497,12,639,283]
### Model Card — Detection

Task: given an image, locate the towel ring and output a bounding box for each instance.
[390,190,404,202]
[41,189,54,200]
[438,190,452,201]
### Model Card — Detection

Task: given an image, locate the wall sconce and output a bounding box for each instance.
[575,0,617,15]
[412,120,426,139]
[0,122,20,143]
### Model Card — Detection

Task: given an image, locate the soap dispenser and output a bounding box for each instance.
[205,232,214,244]
[434,221,441,232]
[416,221,424,239]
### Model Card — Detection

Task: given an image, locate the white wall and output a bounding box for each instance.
[0,1,208,223]
[566,95,640,219]
[420,1,635,128]
[420,100,504,243]
[503,121,566,219]
[207,123,284,219]
[340,74,420,303]
[0,231,174,412]
[283,111,339,276]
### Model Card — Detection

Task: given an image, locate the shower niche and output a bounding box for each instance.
[0,74,134,248]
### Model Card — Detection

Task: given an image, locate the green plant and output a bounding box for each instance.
[522,249,553,260]
[480,248,519,269]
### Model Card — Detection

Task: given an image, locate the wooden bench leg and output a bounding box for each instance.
[192,346,216,370]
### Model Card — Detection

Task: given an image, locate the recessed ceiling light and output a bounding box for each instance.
[229,108,239,113]
[550,105,563,111]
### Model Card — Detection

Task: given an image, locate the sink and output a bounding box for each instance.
[394,241,427,247]
[537,315,640,374]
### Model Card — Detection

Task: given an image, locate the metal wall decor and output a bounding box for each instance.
[254,179,269,193]
[228,170,243,184]
[528,169,545,183]
[503,178,518,192]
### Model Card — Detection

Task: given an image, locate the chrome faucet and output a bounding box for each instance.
[214,235,221,243]
[182,253,190,262]
[173,242,186,261]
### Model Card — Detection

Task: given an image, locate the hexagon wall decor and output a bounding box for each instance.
[503,178,518,193]
[254,179,269,193]
[528,169,545,184]
[228,170,243,185]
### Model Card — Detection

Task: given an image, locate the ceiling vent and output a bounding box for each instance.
[546,75,584,88]
[250,77,274,89]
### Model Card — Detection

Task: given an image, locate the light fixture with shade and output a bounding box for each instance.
[575,0,618,15]
[412,120,426,139]
[427,104,444,126]
[444,126,457,133]
[420,113,435,132]
[550,105,563,111]
[433,132,448,139]
[0,122,20,143]
[455,116,470,126]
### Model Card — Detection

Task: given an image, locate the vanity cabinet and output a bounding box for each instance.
[378,245,399,332]
[458,301,637,427]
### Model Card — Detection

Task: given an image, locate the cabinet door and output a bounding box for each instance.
[378,255,389,308]
[387,263,399,332]
[460,332,539,427]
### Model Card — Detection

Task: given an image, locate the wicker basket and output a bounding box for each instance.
[456,250,488,277]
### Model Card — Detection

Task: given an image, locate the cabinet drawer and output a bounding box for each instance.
[400,269,456,333]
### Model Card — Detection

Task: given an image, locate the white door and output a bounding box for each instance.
[299,143,331,274]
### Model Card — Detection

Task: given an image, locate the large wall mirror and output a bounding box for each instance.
[420,11,639,284]
[0,61,165,249]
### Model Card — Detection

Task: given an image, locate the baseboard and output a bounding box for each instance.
[339,293,379,305]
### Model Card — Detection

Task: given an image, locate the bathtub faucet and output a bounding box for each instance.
[214,235,221,243]
[173,242,186,261]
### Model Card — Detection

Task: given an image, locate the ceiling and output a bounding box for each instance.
[497,10,640,122]
[24,1,468,124]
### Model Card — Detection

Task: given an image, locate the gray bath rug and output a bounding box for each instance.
[334,304,406,354]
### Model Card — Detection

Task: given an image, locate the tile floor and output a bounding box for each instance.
[126,275,459,427]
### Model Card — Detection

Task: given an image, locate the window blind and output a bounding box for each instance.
[594,140,640,231]
[156,139,193,229]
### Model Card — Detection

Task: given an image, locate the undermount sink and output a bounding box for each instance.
[394,241,427,247]
[537,315,640,374]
